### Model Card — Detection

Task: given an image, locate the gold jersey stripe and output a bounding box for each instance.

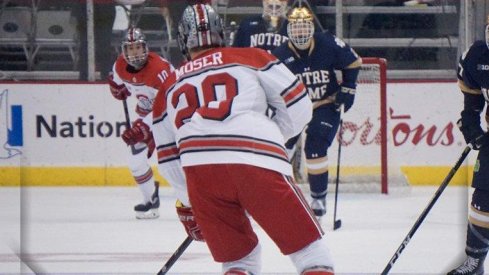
[469,205,489,229]
[458,80,481,95]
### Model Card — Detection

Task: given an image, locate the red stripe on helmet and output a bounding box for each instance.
[194,4,209,46]
[129,28,134,42]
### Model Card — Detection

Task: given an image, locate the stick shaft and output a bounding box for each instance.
[333,118,343,227]
[157,237,193,275]
[122,100,145,155]
[381,146,471,274]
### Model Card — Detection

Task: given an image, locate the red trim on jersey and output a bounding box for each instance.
[153,73,176,124]
[114,52,172,89]
[179,136,288,161]
[282,81,307,107]
[157,144,179,163]
[134,167,153,184]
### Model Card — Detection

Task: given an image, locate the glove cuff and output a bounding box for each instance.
[340,86,356,95]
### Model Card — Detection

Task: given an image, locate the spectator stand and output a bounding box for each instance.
[0,0,79,72]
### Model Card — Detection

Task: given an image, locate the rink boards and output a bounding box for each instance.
[0,81,478,187]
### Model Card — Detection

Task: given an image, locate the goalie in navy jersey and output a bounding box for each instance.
[232,0,289,51]
[272,6,362,219]
[446,17,489,275]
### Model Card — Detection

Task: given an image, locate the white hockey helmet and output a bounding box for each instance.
[287,7,315,50]
[177,4,225,60]
[262,0,288,19]
[121,27,149,69]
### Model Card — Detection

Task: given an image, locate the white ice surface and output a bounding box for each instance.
[0,186,487,274]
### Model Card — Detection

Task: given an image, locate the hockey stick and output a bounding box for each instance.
[122,99,146,155]
[380,145,472,275]
[157,236,193,275]
[333,111,343,231]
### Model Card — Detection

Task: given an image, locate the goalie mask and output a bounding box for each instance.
[177,4,224,61]
[121,27,148,69]
[287,7,315,50]
[263,0,288,19]
[262,0,287,30]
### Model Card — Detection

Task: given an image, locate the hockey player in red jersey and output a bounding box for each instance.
[123,4,335,274]
[108,27,174,219]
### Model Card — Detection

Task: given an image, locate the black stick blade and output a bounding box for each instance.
[334,219,342,230]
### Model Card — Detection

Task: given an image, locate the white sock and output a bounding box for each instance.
[138,179,155,203]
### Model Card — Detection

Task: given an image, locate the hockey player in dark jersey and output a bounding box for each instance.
[272,6,362,219]
[446,17,489,275]
[232,0,289,51]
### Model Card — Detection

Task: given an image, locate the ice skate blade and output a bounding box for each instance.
[135,209,159,219]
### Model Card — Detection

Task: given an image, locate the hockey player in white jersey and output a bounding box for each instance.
[123,3,336,274]
[108,27,174,219]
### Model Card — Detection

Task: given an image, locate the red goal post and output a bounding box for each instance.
[358,57,388,194]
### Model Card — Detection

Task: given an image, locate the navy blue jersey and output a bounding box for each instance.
[457,40,489,121]
[272,32,360,106]
[233,15,288,51]
[458,40,489,191]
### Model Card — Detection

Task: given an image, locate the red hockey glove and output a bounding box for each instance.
[108,75,131,100]
[122,119,151,146]
[176,201,204,242]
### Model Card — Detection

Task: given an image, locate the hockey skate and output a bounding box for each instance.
[447,255,485,275]
[311,198,326,218]
[134,182,160,219]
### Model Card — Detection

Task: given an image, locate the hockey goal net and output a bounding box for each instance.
[295,57,390,194]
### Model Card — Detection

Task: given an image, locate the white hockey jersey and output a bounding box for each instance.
[152,47,312,194]
[111,52,174,118]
